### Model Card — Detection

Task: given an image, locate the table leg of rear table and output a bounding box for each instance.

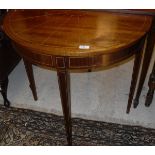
[57,68,72,146]
[126,38,145,114]
[133,19,155,109]
[145,62,155,107]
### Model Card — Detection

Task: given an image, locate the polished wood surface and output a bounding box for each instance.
[3,10,153,145]
[107,9,155,16]
[3,10,152,57]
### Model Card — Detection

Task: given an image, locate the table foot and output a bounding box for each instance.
[145,89,154,107]
[57,69,72,146]
[4,100,10,107]
[0,78,10,107]
[133,98,139,108]
[23,59,38,101]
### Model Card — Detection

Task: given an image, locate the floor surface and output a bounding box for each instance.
[0,105,155,146]
[0,51,155,128]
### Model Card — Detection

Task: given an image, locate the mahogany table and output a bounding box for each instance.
[3,10,152,145]
[125,10,155,109]
[107,10,155,110]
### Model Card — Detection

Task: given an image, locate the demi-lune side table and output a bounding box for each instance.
[106,9,155,109]
[3,10,152,145]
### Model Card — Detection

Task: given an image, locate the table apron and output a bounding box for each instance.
[12,40,143,70]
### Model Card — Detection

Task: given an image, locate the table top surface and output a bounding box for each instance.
[3,10,152,57]
[107,9,155,16]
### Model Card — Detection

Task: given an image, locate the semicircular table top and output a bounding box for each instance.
[3,10,152,57]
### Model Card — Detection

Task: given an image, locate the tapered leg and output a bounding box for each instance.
[57,69,72,146]
[0,77,10,107]
[133,20,155,108]
[145,62,155,107]
[126,40,145,114]
[23,59,38,101]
